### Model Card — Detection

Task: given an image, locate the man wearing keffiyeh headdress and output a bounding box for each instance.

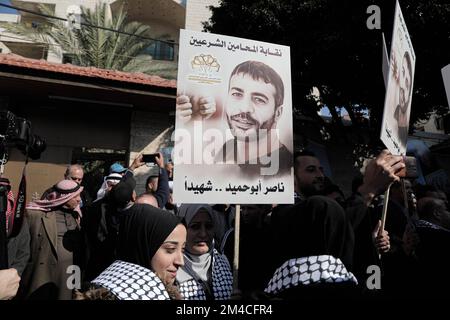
[83,154,147,281]
[94,173,122,202]
[20,179,85,300]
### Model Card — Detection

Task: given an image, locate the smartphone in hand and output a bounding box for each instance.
[142,153,158,164]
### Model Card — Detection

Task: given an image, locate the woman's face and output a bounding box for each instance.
[186,209,214,255]
[151,224,186,285]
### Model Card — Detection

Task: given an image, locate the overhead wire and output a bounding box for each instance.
[0,2,179,46]
[0,3,177,62]
[0,33,175,63]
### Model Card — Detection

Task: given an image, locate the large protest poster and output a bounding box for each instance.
[442,64,450,109]
[382,32,389,88]
[380,1,416,155]
[173,29,294,204]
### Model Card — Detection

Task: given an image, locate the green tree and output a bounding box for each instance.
[205,0,449,149]
[1,2,177,78]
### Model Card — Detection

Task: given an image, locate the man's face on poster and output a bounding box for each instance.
[225,73,280,141]
[399,54,412,112]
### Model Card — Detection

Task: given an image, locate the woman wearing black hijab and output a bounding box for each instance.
[264,196,358,299]
[88,204,186,300]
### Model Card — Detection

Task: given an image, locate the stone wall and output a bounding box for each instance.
[185,0,220,31]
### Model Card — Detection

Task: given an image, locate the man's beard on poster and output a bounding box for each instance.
[399,87,407,112]
[399,84,411,114]
[226,111,277,142]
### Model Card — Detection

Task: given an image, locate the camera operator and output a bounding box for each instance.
[0,110,46,299]
[0,178,30,277]
[0,178,29,300]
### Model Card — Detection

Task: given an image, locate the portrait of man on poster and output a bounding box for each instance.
[392,50,413,151]
[175,60,293,179]
[216,60,292,178]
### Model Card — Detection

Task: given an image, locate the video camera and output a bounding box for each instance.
[0,110,46,160]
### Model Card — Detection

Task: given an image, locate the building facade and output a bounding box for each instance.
[0,0,224,198]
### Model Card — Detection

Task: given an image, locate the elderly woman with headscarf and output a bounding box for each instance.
[176,204,233,300]
[83,205,186,300]
[21,179,84,300]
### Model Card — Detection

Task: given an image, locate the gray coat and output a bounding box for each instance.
[21,209,80,300]
[7,217,30,276]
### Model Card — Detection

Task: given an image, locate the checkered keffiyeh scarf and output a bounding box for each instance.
[92,260,171,300]
[415,219,450,232]
[264,255,358,295]
[5,190,14,234]
[178,249,233,300]
[0,180,15,234]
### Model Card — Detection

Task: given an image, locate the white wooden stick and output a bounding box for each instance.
[380,183,393,233]
[233,204,241,292]
[379,183,393,259]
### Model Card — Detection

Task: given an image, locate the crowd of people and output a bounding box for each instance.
[1,149,450,300]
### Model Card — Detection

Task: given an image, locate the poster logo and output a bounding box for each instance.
[188,54,222,84]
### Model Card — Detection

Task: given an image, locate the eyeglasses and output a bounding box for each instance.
[70,177,83,182]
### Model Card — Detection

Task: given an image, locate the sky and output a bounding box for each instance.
[0,1,18,14]
[320,106,369,118]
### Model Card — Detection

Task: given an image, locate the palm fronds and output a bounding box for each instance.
[1,2,175,78]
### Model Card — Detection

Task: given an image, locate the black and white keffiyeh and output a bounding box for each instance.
[92,260,170,300]
[415,219,450,232]
[264,255,358,295]
[179,249,233,300]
